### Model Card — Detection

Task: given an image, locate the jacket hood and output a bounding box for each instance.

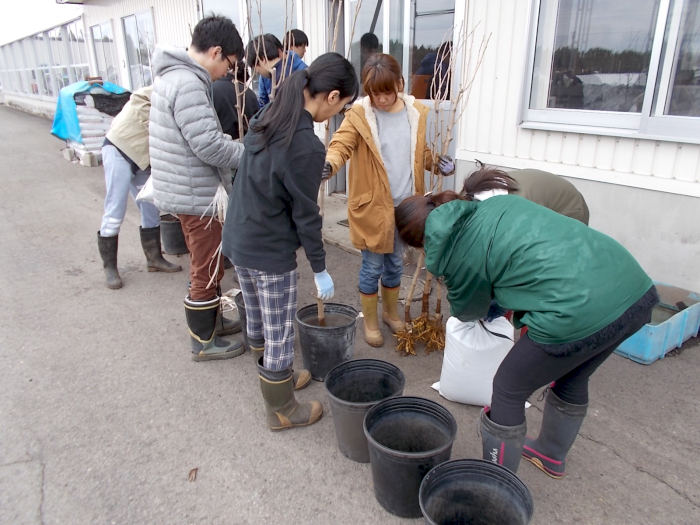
[244,108,315,154]
[282,51,306,74]
[424,200,478,276]
[153,45,211,86]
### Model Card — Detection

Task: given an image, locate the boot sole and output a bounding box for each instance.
[147,267,182,273]
[215,326,242,336]
[522,455,564,479]
[106,282,123,290]
[191,347,245,361]
[268,412,323,431]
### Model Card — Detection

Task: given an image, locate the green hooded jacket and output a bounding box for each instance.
[424,196,653,344]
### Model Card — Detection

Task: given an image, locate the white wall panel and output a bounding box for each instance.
[455,0,700,197]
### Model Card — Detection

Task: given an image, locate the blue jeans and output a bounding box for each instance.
[100,144,160,237]
[359,228,405,294]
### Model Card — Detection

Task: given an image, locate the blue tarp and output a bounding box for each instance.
[50,81,128,142]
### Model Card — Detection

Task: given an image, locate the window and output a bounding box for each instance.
[246,0,297,39]
[524,0,700,140]
[66,20,90,82]
[91,22,119,84]
[344,0,455,99]
[202,0,241,28]
[48,27,70,91]
[123,11,155,90]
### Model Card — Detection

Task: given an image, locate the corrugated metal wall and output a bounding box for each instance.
[456,0,700,198]
[83,0,198,89]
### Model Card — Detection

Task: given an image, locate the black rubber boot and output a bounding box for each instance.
[97,232,122,289]
[184,296,244,361]
[522,389,588,478]
[257,357,322,431]
[140,226,182,272]
[479,408,526,474]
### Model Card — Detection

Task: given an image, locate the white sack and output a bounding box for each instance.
[432,316,514,407]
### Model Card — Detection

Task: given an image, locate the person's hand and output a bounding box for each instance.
[483,300,507,323]
[314,270,335,300]
[322,161,333,181]
[437,155,455,176]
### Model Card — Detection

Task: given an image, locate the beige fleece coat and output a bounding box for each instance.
[326,93,433,253]
[105,85,152,171]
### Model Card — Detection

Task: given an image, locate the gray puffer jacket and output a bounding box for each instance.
[149,45,244,216]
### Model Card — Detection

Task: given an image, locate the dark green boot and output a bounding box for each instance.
[184,296,244,361]
[140,226,182,272]
[251,339,310,390]
[522,389,588,478]
[97,232,122,289]
[258,358,322,431]
[479,408,527,474]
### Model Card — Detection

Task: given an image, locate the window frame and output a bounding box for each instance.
[121,9,156,91]
[520,0,700,143]
[90,20,120,85]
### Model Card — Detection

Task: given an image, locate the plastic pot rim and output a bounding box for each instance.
[324,358,406,409]
[363,396,458,460]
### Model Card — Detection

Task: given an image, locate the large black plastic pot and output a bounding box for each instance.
[325,359,405,463]
[234,292,249,351]
[419,459,534,525]
[296,303,357,381]
[159,214,189,255]
[363,396,458,518]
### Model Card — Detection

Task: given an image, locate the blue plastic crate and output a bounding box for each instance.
[615,282,700,365]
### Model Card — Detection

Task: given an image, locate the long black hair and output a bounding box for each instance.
[250,52,359,148]
[461,162,518,200]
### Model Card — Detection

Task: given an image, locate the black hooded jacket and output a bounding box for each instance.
[212,72,260,140]
[222,109,326,273]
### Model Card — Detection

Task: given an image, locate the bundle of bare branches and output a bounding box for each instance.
[396,16,490,357]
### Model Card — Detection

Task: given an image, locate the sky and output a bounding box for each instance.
[0,0,82,46]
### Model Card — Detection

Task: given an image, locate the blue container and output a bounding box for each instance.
[615,282,700,365]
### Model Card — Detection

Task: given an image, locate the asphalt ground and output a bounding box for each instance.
[1,105,699,524]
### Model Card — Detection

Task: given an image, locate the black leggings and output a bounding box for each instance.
[490,288,656,427]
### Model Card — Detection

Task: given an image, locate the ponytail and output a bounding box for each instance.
[461,164,518,201]
[395,191,462,247]
[251,52,359,148]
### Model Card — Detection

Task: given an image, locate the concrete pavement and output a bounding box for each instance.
[1,105,699,524]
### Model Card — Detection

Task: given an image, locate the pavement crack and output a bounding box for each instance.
[578,432,700,509]
[39,460,46,525]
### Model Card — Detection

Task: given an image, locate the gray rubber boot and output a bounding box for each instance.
[184,296,244,361]
[140,226,182,272]
[479,408,527,474]
[522,389,588,478]
[257,357,322,431]
[97,232,122,289]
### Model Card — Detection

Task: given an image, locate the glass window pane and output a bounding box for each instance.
[666,0,700,116]
[124,12,155,90]
[348,0,384,88]
[531,0,661,112]
[92,22,119,84]
[247,0,297,38]
[406,0,454,99]
[202,0,241,28]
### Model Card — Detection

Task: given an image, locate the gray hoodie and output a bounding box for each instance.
[149,45,244,216]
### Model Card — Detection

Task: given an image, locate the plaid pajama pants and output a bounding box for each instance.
[234,266,298,371]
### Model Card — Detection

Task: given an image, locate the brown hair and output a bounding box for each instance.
[395,191,463,247]
[461,163,518,201]
[362,53,404,103]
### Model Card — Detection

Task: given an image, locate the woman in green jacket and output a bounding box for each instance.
[395,191,657,477]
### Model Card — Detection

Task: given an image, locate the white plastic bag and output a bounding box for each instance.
[432,316,514,407]
[135,176,155,204]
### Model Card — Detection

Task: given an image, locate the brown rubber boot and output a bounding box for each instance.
[381,285,406,333]
[257,358,322,431]
[251,341,310,390]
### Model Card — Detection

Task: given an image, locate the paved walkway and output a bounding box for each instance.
[1,105,699,524]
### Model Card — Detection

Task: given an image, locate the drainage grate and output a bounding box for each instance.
[337,219,349,228]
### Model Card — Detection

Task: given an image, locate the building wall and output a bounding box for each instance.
[83,0,197,89]
[454,0,700,291]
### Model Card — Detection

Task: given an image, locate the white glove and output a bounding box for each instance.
[314,269,335,300]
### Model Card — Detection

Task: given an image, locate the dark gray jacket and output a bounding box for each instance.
[149,45,244,216]
[222,110,326,273]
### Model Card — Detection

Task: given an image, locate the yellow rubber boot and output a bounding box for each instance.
[360,292,384,347]
[381,285,406,333]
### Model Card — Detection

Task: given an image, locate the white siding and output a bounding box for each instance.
[456,0,700,198]
[83,0,198,89]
